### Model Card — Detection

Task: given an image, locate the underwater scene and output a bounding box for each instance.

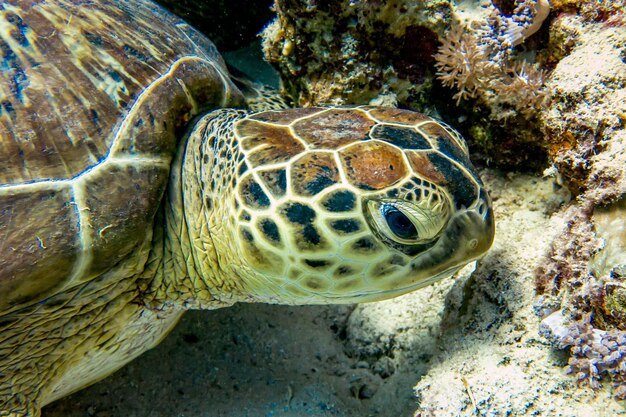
[0,0,624,416]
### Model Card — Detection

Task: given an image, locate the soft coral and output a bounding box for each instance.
[434,26,498,105]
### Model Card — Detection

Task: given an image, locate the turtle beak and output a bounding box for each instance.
[409,190,495,278]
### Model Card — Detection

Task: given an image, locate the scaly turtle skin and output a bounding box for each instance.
[0,1,494,415]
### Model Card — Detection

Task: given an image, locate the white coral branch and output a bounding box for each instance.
[508,0,551,46]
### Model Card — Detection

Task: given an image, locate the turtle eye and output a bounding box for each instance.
[380,204,418,240]
[365,198,449,246]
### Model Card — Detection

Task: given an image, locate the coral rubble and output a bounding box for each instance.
[541,15,626,196]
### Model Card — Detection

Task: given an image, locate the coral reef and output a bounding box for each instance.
[434,26,549,118]
[535,13,626,399]
[551,0,626,23]
[538,199,626,327]
[540,14,626,196]
[262,0,552,169]
[430,0,552,167]
[530,22,625,397]
[262,0,449,107]
[537,197,626,399]
[434,26,499,105]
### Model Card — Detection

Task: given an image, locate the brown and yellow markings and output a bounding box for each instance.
[339,141,408,190]
[256,167,288,198]
[370,124,433,150]
[332,264,363,279]
[301,258,334,271]
[238,174,271,209]
[320,189,357,213]
[409,150,479,210]
[417,121,470,164]
[236,120,305,168]
[406,151,448,185]
[239,226,284,272]
[326,218,363,235]
[256,217,282,246]
[335,278,363,292]
[248,107,325,125]
[365,106,431,125]
[348,236,382,254]
[370,261,401,279]
[301,275,330,291]
[291,107,375,149]
[290,151,340,197]
[279,201,329,252]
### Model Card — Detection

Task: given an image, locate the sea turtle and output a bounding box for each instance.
[0,0,494,415]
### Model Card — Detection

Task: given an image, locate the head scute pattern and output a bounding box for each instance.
[221,105,493,303]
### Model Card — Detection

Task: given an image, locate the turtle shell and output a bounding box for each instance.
[0,0,245,312]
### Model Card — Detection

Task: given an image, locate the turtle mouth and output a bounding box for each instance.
[306,264,464,302]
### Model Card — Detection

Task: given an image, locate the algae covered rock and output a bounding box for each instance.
[540,13,626,196]
[262,0,450,107]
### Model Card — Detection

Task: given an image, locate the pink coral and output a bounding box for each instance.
[491,61,549,118]
[434,26,549,118]
[434,26,497,105]
[434,0,551,116]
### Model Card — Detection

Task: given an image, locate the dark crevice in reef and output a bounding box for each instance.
[155,0,275,51]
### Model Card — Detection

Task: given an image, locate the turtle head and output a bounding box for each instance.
[196,106,494,304]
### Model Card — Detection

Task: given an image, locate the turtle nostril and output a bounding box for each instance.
[477,200,487,216]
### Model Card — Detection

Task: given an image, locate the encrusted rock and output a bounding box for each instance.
[262,0,453,107]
